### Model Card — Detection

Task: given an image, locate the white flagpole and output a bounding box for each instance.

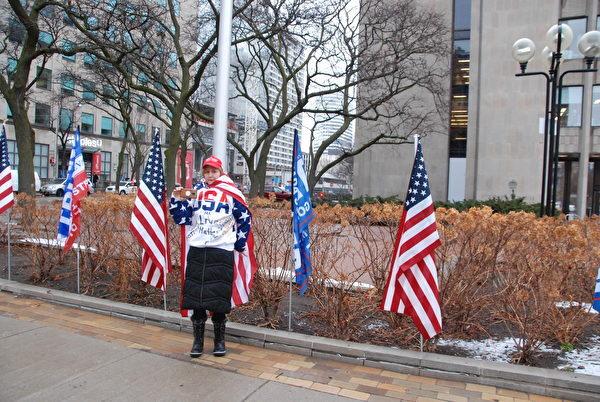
[76,244,80,294]
[163,279,167,311]
[288,228,294,331]
[7,210,11,281]
[212,0,233,164]
[413,134,424,352]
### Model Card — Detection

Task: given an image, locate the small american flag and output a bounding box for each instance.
[0,123,15,214]
[380,140,442,340]
[130,130,170,290]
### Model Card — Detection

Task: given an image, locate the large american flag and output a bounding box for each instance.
[130,130,170,290]
[380,140,442,340]
[0,123,15,214]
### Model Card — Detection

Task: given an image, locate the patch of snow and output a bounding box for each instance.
[555,301,598,314]
[267,266,374,290]
[18,237,97,252]
[437,338,515,363]
[437,337,600,377]
[366,320,388,330]
[559,336,600,376]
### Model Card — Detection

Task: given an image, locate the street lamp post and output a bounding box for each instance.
[512,24,600,217]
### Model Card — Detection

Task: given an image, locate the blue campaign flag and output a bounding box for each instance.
[292,129,315,294]
[593,268,600,313]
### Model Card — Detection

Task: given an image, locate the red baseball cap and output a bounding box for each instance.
[202,156,223,170]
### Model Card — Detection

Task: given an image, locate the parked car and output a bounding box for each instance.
[105,181,137,195]
[40,178,94,197]
[263,185,292,201]
[11,169,41,193]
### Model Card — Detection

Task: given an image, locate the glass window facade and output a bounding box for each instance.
[7,140,18,168]
[136,123,146,142]
[61,75,75,95]
[101,116,113,136]
[38,31,53,47]
[59,108,73,131]
[592,85,600,126]
[34,103,51,127]
[34,143,49,179]
[449,0,471,158]
[560,17,587,60]
[82,80,96,101]
[83,53,96,66]
[101,151,112,182]
[559,86,583,127]
[61,40,76,62]
[36,67,52,90]
[81,113,95,134]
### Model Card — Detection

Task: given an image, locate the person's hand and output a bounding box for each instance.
[171,184,183,200]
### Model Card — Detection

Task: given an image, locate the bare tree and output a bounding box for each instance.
[229,0,448,196]
[60,0,270,192]
[0,0,86,194]
[46,91,78,177]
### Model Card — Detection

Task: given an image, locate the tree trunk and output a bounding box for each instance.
[164,110,183,193]
[115,139,128,192]
[11,108,36,195]
[179,142,188,186]
[249,158,268,197]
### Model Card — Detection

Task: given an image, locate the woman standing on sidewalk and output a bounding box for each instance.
[170,156,251,358]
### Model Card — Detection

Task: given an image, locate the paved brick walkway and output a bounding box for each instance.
[0,292,568,402]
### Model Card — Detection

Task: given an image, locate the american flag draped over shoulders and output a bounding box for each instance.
[57,127,89,252]
[0,123,15,214]
[380,140,442,340]
[130,131,171,290]
[178,175,257,317]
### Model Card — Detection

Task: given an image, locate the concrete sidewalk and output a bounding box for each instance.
[0,292,575,402]
[0,314,352,401]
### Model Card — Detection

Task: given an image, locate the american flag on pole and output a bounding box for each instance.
[130,130,170,290]
[0,123,15,214]
[179,175,258,317]
[380,139,442,340]
[57,127,89,253]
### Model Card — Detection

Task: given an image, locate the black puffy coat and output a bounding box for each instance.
[182,246,233,314]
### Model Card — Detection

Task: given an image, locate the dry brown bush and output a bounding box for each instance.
[249,208,292,325]
[8,195,600,361]
[13,195,66,282]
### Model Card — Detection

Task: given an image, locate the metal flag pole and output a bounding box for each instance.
[288,240,294,331]
[288,131,298,332]
[212,0,233,163]
[76,244,80,294]
[163,291,167,311]
[7,210,11,281]
[413,134,424,353]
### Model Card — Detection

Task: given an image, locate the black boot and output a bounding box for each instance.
[190,318,205,358]
[212,320,227,357]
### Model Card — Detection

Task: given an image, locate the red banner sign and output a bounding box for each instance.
[176,149,194,187]
[92,152,102,174]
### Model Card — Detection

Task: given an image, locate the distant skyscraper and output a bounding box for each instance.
[312,92,354,155]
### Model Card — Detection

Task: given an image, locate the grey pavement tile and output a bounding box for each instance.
[244,381,355,402]
[0,314,43,338]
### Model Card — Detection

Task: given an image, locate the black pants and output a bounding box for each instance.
[191,309,226,323]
